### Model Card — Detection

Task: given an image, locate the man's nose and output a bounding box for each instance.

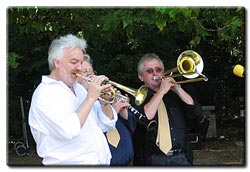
[76,63,82,70]
[152,70,158,75]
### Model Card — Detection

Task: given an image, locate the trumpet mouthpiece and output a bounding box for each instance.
[75,73,81,77]
[73,71,82,77]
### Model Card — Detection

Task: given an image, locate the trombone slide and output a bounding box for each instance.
[153,73,208,84]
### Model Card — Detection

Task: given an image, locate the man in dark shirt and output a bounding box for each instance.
[132,53,203,166]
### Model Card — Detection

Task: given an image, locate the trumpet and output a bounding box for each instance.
[75,72,117,104]
[75,72,157,131]
[153,50,208,84]
[75,72,147,106]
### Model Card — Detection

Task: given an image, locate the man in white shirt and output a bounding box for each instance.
[28,34,117,165]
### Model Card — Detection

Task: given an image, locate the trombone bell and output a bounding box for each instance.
[156,50,208,84]
[177,50,204,79]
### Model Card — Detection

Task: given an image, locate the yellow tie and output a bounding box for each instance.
[106,128,120,148]
[156,100,172,155]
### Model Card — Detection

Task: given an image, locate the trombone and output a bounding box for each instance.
[153,50,208,84]
[76,50,207,106]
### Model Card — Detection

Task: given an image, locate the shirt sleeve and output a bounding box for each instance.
[92,101,118,132]
[29,84,82,140]
[181,98,203,119]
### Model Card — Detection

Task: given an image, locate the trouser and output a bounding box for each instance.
[147,152,192,166]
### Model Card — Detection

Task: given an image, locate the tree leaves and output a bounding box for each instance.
[8,52,22,69]
[7,7,245,137]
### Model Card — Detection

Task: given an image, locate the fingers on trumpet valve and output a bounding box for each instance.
[116,90,129,101]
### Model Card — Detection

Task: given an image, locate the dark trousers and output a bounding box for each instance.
[147,153,192,166]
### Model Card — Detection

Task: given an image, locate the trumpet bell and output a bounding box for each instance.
[177,50,204,79]
[108,80,148,106]
[134,85,148,106]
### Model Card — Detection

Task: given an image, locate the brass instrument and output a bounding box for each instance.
[75,73,116,104]
[75,72,156,131]
[75,72,147,106]
[76,50,207,107]
[153,50,208,84]
[105,81,148,106]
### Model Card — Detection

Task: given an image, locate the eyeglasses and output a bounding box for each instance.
[144,67,163,74]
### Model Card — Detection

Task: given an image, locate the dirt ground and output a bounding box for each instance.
[192,138,245,166]
[6,137,245,167]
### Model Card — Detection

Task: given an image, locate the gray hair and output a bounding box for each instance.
[48,34,87,70]
[137,53,164,74]
[83,54,93,65]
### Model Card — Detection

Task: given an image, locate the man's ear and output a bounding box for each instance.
[53,59,60,68]
[138,74,144,82]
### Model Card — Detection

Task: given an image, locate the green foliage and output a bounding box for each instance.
[7,7,245,138]
[8,52,22,69]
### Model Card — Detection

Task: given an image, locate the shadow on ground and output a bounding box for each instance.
[7,138,245,167]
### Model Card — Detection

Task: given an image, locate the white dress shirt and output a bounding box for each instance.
[28,76,117,165]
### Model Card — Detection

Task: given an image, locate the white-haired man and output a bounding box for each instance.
[29,34,117,165]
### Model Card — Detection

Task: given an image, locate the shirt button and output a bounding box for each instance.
[170,128,173,130]
[173,138,176,141]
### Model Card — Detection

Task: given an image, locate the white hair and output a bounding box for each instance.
[83,54,92,64]
[48,34,87,70]
[137,53,164,74]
